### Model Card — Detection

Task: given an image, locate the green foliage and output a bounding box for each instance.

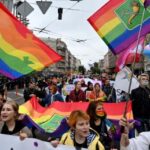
[90,62,100,74]
[78,65,86,75]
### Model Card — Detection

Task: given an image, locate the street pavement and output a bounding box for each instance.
[7,89,25,105]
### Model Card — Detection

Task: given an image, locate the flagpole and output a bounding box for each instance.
[123,8,146,117]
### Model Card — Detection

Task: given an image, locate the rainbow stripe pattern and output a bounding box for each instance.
[116,37,145,69]
[0,3,61,79]
[19,97,133,134]
[88,0,150,54]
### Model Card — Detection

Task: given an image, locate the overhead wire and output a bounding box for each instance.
[29,2,89,12]
[28,0,107,59]
[29,0,101,48]
[33,28,99,45]
[28,1,82,33]
[31,27,106,57]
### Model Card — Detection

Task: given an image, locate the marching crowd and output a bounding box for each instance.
[0,72,150,149]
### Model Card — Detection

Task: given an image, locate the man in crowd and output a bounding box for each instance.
[102,79,116,102]
[131,73,150,133]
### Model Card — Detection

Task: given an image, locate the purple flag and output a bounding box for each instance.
[144,0,150,8]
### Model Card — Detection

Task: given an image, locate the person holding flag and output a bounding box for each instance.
[120,117,150,150]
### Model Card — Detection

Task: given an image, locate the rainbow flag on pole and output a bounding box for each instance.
[116,37,145,69]
[88,0,150,54]
[0,3,62,79]
[19,97,133,137]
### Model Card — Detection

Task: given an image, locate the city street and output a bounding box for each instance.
[1,0,150,150]
[7,89,24,105]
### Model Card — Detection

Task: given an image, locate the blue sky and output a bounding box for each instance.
[25,0,108,69]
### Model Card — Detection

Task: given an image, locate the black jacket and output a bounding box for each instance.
[131,86,150,119]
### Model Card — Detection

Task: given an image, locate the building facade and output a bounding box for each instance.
[99,59,104,71]
[41,37,81,74]
[103,50,117,73]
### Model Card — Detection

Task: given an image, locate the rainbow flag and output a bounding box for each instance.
[116,37,145,69]
[19,97,133,137]
[0,3,62,79]
[88,0,150,54]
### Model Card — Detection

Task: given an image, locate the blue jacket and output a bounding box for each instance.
[44,92,64,106]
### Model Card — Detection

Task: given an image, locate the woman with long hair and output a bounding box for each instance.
[85,82,94,101]
[0,100,32,140]
[68,81,86,102]
[87,101,116,150]
[88,83,106,102]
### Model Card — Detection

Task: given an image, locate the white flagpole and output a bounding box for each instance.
[123,8,146,116]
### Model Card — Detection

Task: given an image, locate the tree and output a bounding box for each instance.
[90,62,100,74]
[78,65,86,75]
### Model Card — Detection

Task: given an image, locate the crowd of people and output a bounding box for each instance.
[0,72,150,149]
[21,72,117,106]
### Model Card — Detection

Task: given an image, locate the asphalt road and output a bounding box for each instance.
[7,88,25,105]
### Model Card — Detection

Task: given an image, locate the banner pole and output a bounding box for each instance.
[123,8,145,117]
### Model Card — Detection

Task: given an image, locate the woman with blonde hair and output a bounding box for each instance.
[0,100,32,140]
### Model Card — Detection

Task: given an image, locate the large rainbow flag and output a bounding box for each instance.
[19,97,133,137]
[0,3,62,79]
[88,0,150,54]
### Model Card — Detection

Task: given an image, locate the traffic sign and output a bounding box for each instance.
[36,1,52,14]
[16,1,34,18]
